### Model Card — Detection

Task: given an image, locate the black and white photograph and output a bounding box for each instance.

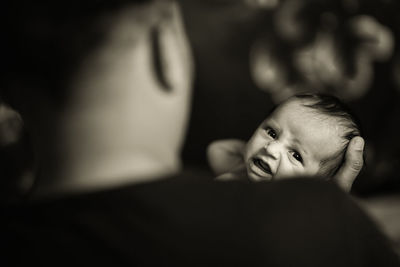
[2,0,400,266]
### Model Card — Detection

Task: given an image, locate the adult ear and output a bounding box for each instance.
[154,1,193,95]
[334,136,364,192]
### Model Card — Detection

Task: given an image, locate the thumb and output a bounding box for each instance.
[335,136,365,192]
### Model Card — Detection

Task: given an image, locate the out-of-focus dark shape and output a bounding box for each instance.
[0,103,23,146]
[251,2,395,102]
[0,102,34,204]
[245,0,280,9]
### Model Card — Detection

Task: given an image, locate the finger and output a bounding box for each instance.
[335,136,364,192]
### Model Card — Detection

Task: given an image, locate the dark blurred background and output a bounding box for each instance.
[1,0,400,200]
[180,0,400,196]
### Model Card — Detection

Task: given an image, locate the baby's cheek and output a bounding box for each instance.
[244,136,262,160]
[276,161,310,179]
[274,161,294,179]
[302,162,321,177]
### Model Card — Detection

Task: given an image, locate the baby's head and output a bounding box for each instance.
[244,93,361,181]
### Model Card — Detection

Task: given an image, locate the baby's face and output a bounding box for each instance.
[244,99,343,181]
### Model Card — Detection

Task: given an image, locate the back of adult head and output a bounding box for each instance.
[2,0,194,195]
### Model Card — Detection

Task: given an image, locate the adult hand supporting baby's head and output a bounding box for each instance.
[334,136,365,192]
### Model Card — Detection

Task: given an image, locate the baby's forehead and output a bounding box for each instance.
[271,98,345,159]
[276,98,335,121]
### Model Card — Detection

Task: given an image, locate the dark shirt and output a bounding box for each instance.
[2,175,400,266]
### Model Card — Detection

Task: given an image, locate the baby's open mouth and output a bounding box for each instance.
[253,158,272,175]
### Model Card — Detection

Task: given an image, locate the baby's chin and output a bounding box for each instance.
[250,171,317,182]
[248,172,273,182]
[246,165,274,182]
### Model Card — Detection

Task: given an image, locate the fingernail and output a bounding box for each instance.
[355,138,364,150]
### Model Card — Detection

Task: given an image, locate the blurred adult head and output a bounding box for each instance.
[1,0,194,194]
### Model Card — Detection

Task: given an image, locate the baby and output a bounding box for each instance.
[207,93,362,181]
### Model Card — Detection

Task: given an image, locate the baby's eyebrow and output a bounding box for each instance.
[262,119,278,128]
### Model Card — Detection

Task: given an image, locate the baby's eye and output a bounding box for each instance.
[290,151,303,163]
[266,128,277,139]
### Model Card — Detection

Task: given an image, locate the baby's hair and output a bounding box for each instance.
[290,93,362,178]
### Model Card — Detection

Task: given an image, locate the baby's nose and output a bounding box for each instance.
[264,141,281,160]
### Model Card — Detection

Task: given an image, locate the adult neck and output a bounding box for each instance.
[31,97,182,197]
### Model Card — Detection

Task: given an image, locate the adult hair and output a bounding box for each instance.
[292,93,362,177]
[1,0,168,111]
